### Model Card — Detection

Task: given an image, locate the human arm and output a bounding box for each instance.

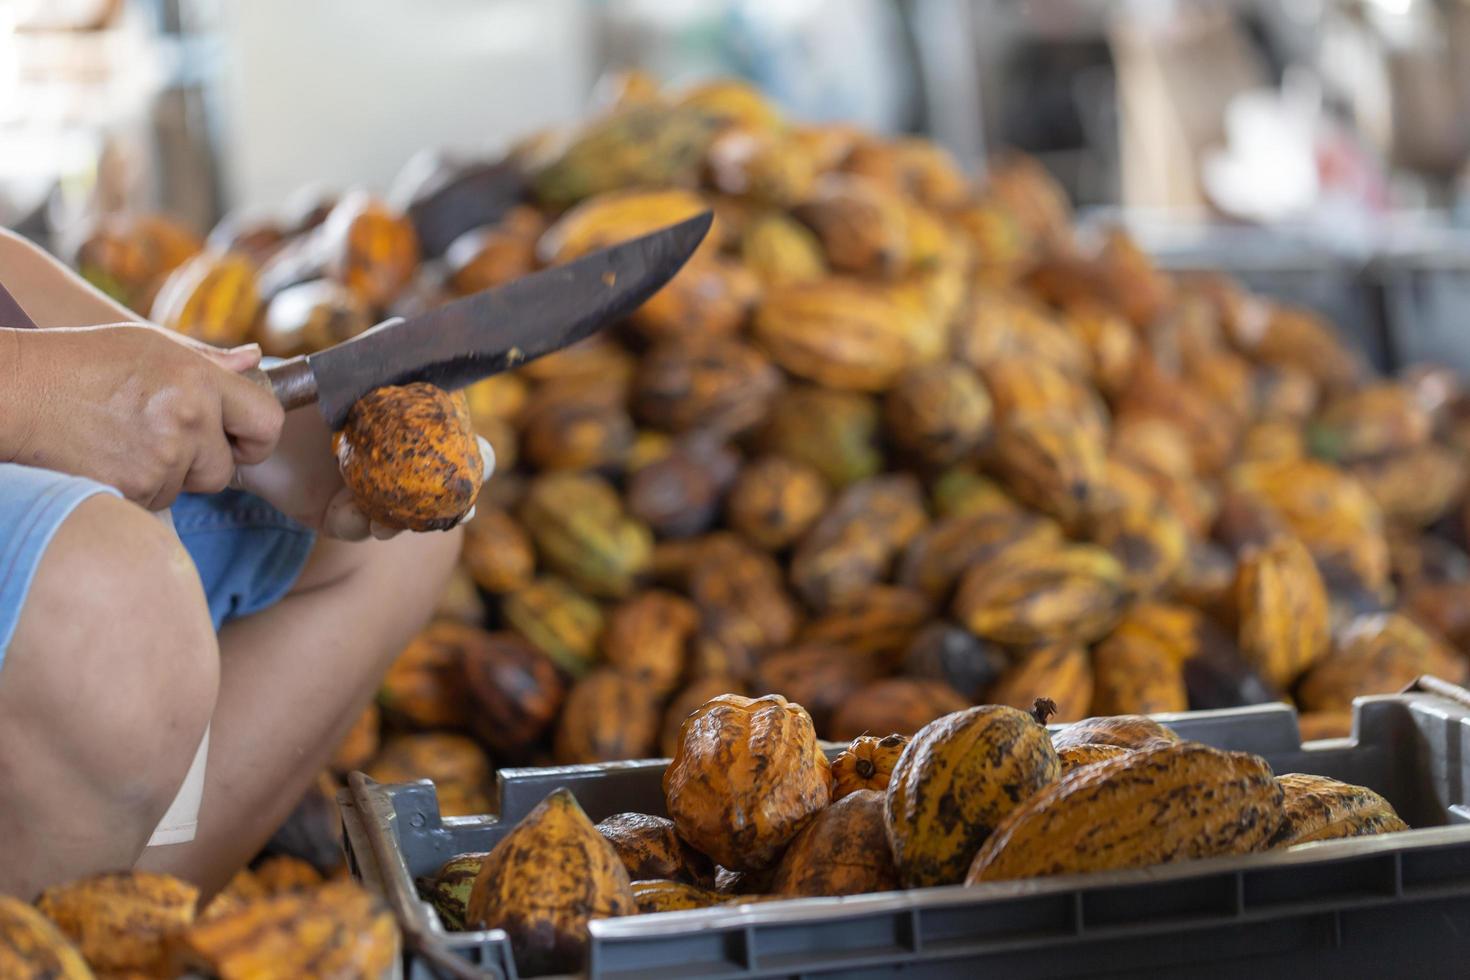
[0,230,284,508]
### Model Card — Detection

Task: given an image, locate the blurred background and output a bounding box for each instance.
[9,0,1470,366]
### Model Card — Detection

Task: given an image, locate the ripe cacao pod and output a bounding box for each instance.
[687,534,800,656]
[791,174,911,277]
[967,742,1283,883]
[467,789,636,974]
[790,474,927,611]
[461,507,535,594]
[770,789,900,897]
[630,880,731,914]
[799,586,931,667]
[150,251,261,347]
[176,881,398,980]
[601,590,699,696]
[1308,383,1431,463]
[532,110,719,207]
[831,678,969,741]
[630,257,760,343]
[1234,536,1331,690]
[1090,624,1190,717]
[989,411,1108,531]
[898,509,1061,604]
[626,436,740,539]
[75,212,202,311]
[740,210,826,286]
[596,813,716,887]
[379,620,478,730]
[634,337,782,437]
[988,643,1094,723]
[519,379,634,473]
[319,192,420,308]
[831,734,909,799]
[335,383,483,531]
[954,544,1125,648]
[1051,715,1180,752]
[883,361,993,467]
[754,278,924,391]
[725,454,830,550]
[444,224,536,296]
[664,694,832,872]
[462,632,566,760]
[554,668,663,764]
[661,676,745,758]
[36,872,198,977]
[751,644,879,737]
[706,126,817,206]
[0,895,93,979]
[1270,773,1407,847]
[1297,612,1466,712]
[884,704,1060,887]
[367,734,492,817]
[258,278,373,357]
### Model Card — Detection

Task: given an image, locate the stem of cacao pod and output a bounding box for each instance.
[1030,697,1058,726]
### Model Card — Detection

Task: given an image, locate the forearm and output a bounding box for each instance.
[0,328,36,464]
[0,227,139,327]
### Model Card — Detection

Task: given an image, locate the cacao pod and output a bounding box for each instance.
[0,896,93,979]
[751,643,879,737]
[791,174,911,277]
[417,853,487,932]
[663,694,833,871]
[687,534,800,656]
[501,576,604,678]
[367,734,492,817]
[257,278,372,357]
[379,620,478,730]
[520,379,635,473]
[831,677,969,742]
[461,507,535,594]
[989,411,1108,531]
[520,472,652,599]
[830,734,909,799]
[1297,612,1466,712]
[897,509,1061,603]
[630,257,761,344]
[790,474,927,611]
[725,454,830,550]
[883,361,993,467]
[759,385,882,488]
[626,436,740,539]
[753,278,924,391]
[901,622,1010,701]
[601,590,699,696]
[444,225,536,296]
[634,337,782,437]
[661,676,745,758]
[466,789,635,974]
[1270,773,1407,847]
[884,704,1060,887]
[335,383,483,532]
[554,668,663,764]
[1234,536,1331,690]
[462,632,567,760]
[954,543,1125,647]
[36,872,197,977]
[596,813,716,887]
[799,586,931,667]
[319,192,420,308]
[770,789,900,897]
[150,251,261,347]
[740,211,826,286]
[988,644,1094,723]
[967,742,1283,883]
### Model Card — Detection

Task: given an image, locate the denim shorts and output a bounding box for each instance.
[0,462,316,668]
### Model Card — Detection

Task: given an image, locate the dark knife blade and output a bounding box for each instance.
[267,211,712,429]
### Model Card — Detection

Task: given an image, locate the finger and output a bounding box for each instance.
[477,436,496,482]
[182,434,238,495]
[218,367,286,465]
[323,491,372,542]
[369,520,401,541]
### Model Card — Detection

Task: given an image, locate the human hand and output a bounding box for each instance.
[0,323,284,509]
[232,403,494,541]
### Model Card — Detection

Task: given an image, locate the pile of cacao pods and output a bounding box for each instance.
[0,859,396,978]
[67,72,1470,845]
[418,692,1408,975]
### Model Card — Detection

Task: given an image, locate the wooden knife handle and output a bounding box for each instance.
[240,356,319,413]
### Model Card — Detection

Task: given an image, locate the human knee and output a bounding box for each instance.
[12,496,218,810]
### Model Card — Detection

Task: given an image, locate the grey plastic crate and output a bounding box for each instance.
[343,683,1470,979]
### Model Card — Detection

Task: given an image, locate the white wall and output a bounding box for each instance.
[212,0,596,211]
